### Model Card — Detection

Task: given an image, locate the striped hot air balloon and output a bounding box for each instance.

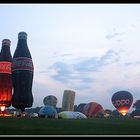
[83,102,104,118]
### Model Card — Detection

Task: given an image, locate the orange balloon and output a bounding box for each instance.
[83,102,104,118]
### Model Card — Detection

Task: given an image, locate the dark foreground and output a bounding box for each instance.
[0,117,140,136]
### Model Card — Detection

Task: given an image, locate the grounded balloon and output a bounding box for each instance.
[58,111,87,119]
[62,90,75,111]
[111,90,133,116]
[12,32,34,112]
[76,103,87,113]
[43,95,57,107]
[29,112,38,118]
[83,102,104,118]
[38,105,58,118]
[0,39,12,112]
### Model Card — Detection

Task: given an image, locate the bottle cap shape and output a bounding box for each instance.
[2,39,11,46]
[18,32,27,40]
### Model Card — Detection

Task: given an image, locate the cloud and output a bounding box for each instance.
[100,49,119,64]
[124,61,140,67]
[105,32,125,40]
[47,49,120,90]
[74,49,119,72]
[48,61,94,88]
[48,62,73,83]
[51,52,73,58]
[105,23,137,42]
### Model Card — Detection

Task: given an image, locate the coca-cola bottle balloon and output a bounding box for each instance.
[0,39,12,112]
[12,32,34,112]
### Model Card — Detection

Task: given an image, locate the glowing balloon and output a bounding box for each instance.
[83,102,104,118]
[111,90,133,116]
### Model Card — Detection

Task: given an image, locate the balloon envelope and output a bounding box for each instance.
[43,95,57,107]
[111,90,133,116]
[83,102,104,118]
[38,105,58,118]
[58,111,87,119]
[76,103,87,113]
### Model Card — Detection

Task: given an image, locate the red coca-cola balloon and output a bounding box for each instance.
[0,39,12,111]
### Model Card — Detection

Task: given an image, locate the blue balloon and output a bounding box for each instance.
[38,105,57,118]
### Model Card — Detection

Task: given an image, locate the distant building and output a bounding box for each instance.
[62,90,75,111]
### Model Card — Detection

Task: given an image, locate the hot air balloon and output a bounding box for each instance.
[62,90,75,111]
[111,90,133,116]
[83,102,104,118]
[76,103,87,113]
[38,105,58,118]
[58,111,87,119]
[43,95,57,108]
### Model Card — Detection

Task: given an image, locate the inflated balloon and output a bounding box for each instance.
[43,95,57,107]
[58,111,87,119]
[38,105,58,118]
[76,103,87,113]
[111,90,133,116]
[83,102,104,118]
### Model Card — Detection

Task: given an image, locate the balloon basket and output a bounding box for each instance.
[14,109,28,118]
[0,108,15,117]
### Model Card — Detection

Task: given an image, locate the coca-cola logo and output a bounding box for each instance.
[0,62,12,74]
[12,57,34,71]
[113,99,130,107]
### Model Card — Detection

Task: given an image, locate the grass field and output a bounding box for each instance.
[0,117,140,136]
